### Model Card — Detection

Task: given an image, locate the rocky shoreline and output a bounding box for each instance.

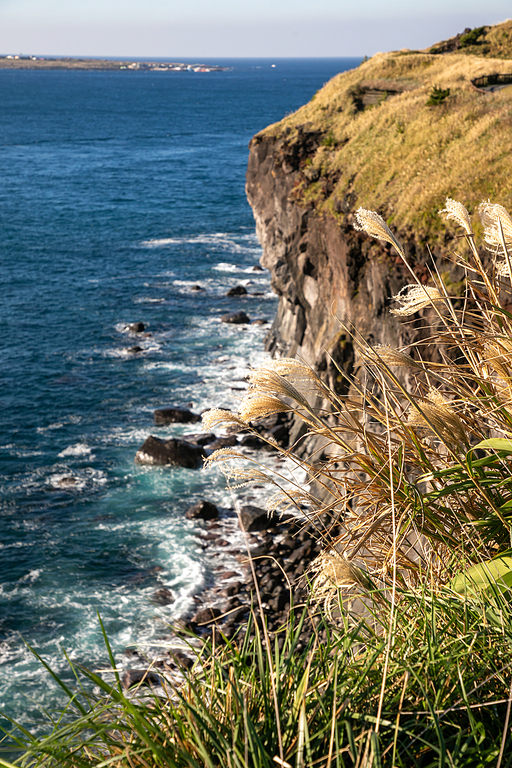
[122,501,328,689]
[120,403,329,687]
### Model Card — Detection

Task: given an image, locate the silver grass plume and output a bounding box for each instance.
[362,344,422,369]
[238,393,292,423]
[482,341,512,381]
[439,198,473,235]
[202,408,247,431]
[247,368,309,408]
[264,358,326,392]
[391,284,444,316]
[203,447,248,468]
[354,208,405,259]
[220,467,276,489]
[310,551,372,594]
[266,489,316,516]
[478,200,512,255]
[407,390,467,448]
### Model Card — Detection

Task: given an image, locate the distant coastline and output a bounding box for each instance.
[0,56,229,72]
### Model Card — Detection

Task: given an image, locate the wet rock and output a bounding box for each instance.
[206,435,239,450]
[127,346,143,354]
[191,285,205,291]
[287,542,313,565]
[251,318,268,325]
[183,432,217,446]
[220,581,243,596]
[123,669,162,689]
[152,588,175,606]
[239,504,271,532]
[226,285,248,297]
[154,407,201,425]
[185,500,219,520]
[169,651,194,669]
[192,606,222,624]
[250,264,264,272]
[221,311,250,324]
[135,436,204,468]
[239,434,265,448]
[128,322,145,333]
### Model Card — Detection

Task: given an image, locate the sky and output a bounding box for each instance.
[1,0,511,58]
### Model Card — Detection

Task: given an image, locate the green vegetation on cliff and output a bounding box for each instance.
[257,20,512,244]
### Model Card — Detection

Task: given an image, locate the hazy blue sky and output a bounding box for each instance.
[1,0,510,57]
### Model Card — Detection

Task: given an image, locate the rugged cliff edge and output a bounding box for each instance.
[246,21,512,393]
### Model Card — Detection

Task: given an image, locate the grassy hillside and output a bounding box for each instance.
[259,20,512,244]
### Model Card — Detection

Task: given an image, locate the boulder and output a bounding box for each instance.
[123,669,162,689]
[239,504,271,532]
[221,311,250,324]
[192,606,222,624]
[152,588,175,606]
[226,285,248,297]
[185,500,219,521]
[127,346,143,354]
[135,436,204,468]
[191,285,205,291]
[154,407,201,425]
[207,435,238,451]
[182,432,217,446]
[128,322,145,333]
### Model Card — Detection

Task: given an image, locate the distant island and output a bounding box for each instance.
[0,56,228,72]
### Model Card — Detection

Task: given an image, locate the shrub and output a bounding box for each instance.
[426,85,450,106]
[460,26,486,48]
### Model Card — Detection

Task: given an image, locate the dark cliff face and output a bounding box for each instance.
[246,129,434,390]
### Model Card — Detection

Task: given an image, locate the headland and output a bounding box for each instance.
[0,56,228,71]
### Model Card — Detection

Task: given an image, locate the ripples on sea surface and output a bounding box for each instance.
[0,57,360,726]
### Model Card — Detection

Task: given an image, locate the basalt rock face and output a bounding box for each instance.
[246,130,427,393]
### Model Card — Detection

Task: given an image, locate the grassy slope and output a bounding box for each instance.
[258,20,512,245]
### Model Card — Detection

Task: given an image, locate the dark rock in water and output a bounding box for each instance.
[186,499,219,520]
[183,432,217,446]
[239,433,265,448]
[239,504,271,532]
[221,311,250,324]
[169,650,194,669]
[123,669,162,689]
[127,346,143,354]
[128,322,145,333]
[226,285,248,297]
[154,407,201,425]
[251,318,268,325]
[135,436,204,468]
[250,265,264,271]
[152,588,175,606]
[207,435,238,451]
[191,284,205,292]
[192,606,222,624]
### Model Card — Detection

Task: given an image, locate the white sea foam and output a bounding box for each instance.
[140,232,261,257]
[133,296,166,304]
[36,422,64,433]
[58,443,92,458]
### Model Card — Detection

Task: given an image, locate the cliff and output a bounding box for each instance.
[246,21,512,395]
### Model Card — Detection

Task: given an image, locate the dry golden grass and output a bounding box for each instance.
[258,20,512,244]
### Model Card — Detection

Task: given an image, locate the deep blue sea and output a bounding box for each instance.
[0,57,360,728]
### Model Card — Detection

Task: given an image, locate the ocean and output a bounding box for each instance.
[0,57,360,727]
